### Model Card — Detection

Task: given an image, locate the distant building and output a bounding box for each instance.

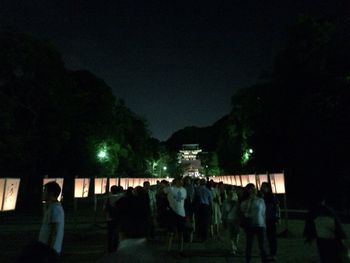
[179,144,203,177]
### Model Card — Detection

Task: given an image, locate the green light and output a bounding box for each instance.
[163,166,167,171]
[241,148,253,165]
[97,145,109,162]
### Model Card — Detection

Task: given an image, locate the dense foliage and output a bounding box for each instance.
[0,31,158,208]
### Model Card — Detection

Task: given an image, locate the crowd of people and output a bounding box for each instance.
[15,177,349,263]
[101,177,281,263]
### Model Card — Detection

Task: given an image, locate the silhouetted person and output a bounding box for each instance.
[97,186,159,263]
[38,181,64,261]
[103,185,124,252]
[240,183,268,263]
[304,192,348,263]
[260,182,280,261]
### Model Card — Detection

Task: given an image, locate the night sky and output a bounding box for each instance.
[0,0,337,141]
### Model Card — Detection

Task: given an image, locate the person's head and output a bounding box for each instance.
[245,183,256,198]
[183,176,191,186]
[260,182,272,194]
[172,177,183,187]
[110,185,118,194]
[117,185,124,193]
[126,187,134,197]
[133,186,146,197]
[226,187,238,201]
[143,181,150,190]
[43,182,61,202]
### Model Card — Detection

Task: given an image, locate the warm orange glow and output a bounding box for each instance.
[74,178,90,198]
[43,178,64,201]
[256,174,268,189]
[269,173,286,194]
[0,178,20,211]
[248,174,257,186]
[119,178,128,189]
[109,178,118,188]
[94,178,107,194]
[240,175,250,187]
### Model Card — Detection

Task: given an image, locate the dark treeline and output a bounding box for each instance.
[0,31,174,210]
[166,16,350,209]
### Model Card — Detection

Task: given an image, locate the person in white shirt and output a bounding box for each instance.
[164,177,187,252]
[38,181,65,259]
[143,181,157,240]
[240,183,268,263]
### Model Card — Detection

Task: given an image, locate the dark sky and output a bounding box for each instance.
[0,0,337,141]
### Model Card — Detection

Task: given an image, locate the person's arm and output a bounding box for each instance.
[48,222,59,250]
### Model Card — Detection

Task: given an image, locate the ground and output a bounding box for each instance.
[1,202,349,263]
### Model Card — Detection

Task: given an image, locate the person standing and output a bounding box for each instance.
[222,186,240,255]
[103,185,124,252]
[240,183,268,263]
[143,181,157,240]
[38,181,65,260]
[194,178,213,242]
[260,182,280,261]
[164,178,187,252]
[304,192,349,263]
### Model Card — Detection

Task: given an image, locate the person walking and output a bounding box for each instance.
[304,192,349,263]
[222,186,240,255]
[194,178,213,242]
[38,181,65,261]
[103,185,124,252]
[164,178,187,252]
[260,182,280,261]
[240,183,268,263]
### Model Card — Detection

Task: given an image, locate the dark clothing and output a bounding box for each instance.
[168,208,186,233]
[196,204,211,241]
[263,193,279,256]
[245,227,269,263]
[107,220,119,252]
[156,191,170,229]
[116,194,150,239]
[304,204,348,263]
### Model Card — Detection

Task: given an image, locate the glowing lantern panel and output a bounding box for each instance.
[109,178,118,188]
[256,174,269,189]
[240,175,250,187]
[248,174,257,186]
[74,178,90,198]
[94,178,107,194]
[0,178,20,211]
[269,173,286,194]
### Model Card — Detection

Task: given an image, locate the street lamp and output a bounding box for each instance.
[97,144,109,162]
[241,148,254,165]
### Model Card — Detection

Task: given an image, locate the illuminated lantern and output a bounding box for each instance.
[43,178,64,201]
[94,178,107,194]
[269,173,286,194]
[119,178,128,189]
[109,178,119,188]
[232,175,237,185]
[0,178,20,211]
[256,174,269,190]
[234,175,242,186]
[248,174,257,186]
[240,175,250,187]
[74,178,90,198]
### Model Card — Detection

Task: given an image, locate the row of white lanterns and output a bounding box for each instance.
[210,173,286,194]
[0,172,285,212]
